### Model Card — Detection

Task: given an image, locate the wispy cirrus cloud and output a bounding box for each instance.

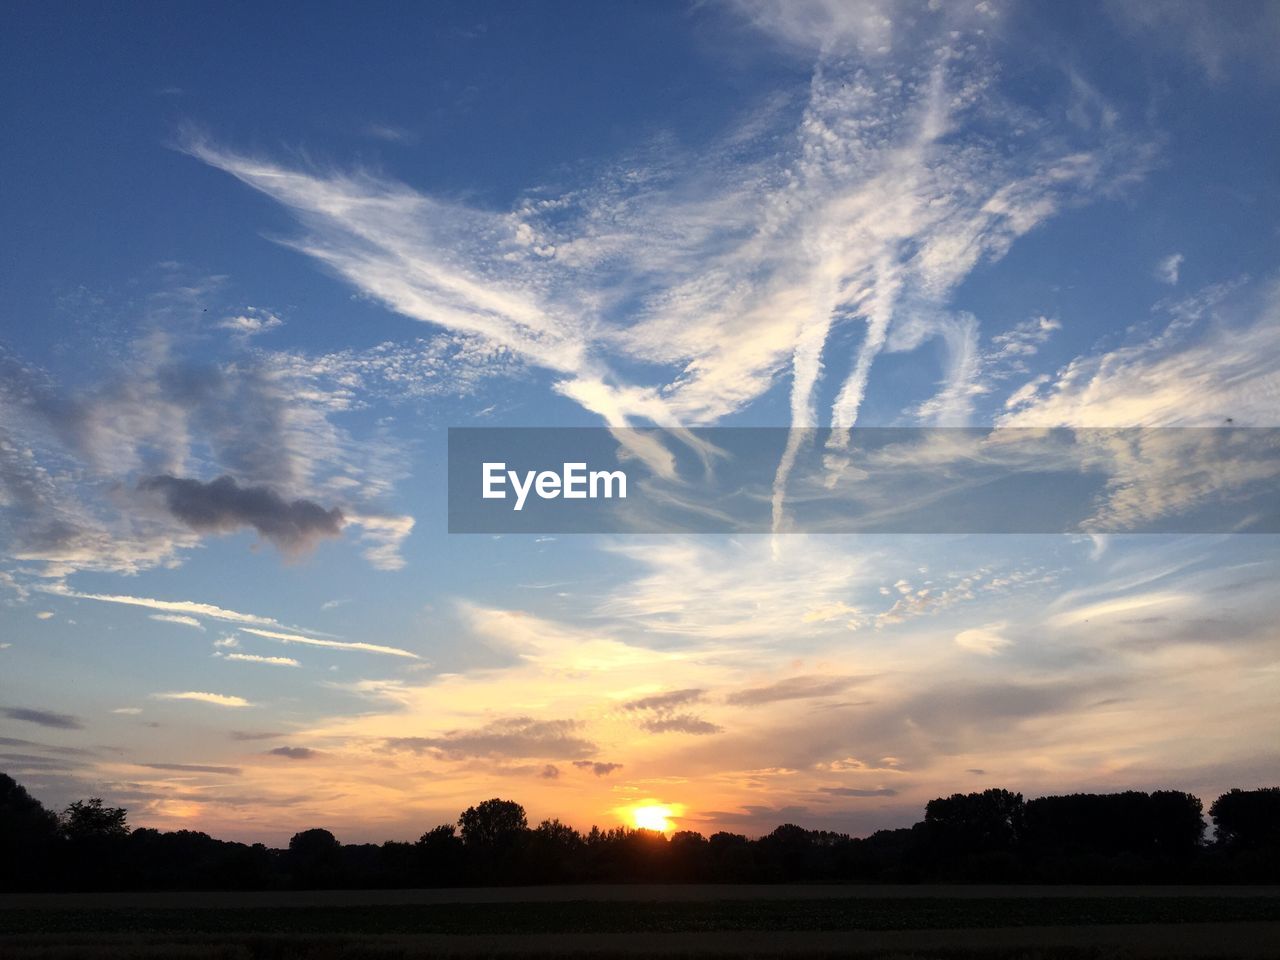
[138,762,242,775]
[149,613,204,630]
[726,674,868,706]
[153,691,252,708]
[239,626,417,660]
[37,584,416,659]
[223,652,301,667]
[181,0,1151,538]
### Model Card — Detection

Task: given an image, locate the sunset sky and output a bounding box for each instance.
[2,0,1279,845]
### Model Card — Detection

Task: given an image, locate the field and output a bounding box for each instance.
[2,886,1278,959]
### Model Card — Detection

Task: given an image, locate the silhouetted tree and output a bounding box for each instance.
[922,789,1024,879]
[416,823,465,885]
[58,797,130,890]
[458,798,527,847]
[61,798,129,841]
[525,818,584,881]
[668,830,709,882]
[457,799,528,883]
[4,770,1279,891]
[0,773,60,890]
[1210,787,1280,849]
[287,828,341,888]
[707,831,753,882]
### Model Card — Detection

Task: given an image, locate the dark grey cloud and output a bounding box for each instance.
[623,688,704,712]
[540,764,560,779]
[641,714,723,735]
[230,730,284,741]
[386,717,596,761]
[726,675,868,707]
[0,737,95,756]
[1,706,84,730]
[0,752,79,770]
[139,762,241,775]
[817,787,898,798]
[139,474,344,555]
[621,688,720,736]
[1,336,411,573]
[268,746,317,760]
[572,760,623,777]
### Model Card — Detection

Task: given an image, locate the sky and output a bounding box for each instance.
[1,0,1279,845]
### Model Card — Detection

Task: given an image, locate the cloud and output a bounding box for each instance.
[44,585,287,628]
[224,653,300,666]
[622,688,705,712]
[572,760,623,777]
[954,623,1012,655]
[0,737,95,757]
[217,307,283,337]
[1157,253,1184,286]
[0,311,418,575]
[267,746,317,760]
[1000,280,1280,428]
[139,762,241,775]
[729,0,899,56]
[183,14,1150,534]
[540,764,560,779]
[230,730,283,741]
[817,786,898,797]
[138,474,345,556]
[1,706,84,729]
[640,714,724,735]
[1107,0,1280,83]
[239,626,417,659]
[364,123,416,143]
[153,691,252,708]
[727,674,867,706]
[385,717,597,761]
[41,585,415,659]
[150,613,204,630]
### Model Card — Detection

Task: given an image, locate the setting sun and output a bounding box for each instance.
[628,804,676,833]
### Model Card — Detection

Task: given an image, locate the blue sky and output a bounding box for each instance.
[1,0,1279,843]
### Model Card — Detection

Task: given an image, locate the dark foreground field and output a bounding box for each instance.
[2,886,1279,959]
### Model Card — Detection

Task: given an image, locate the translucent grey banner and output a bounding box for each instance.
[447,428,1280,534]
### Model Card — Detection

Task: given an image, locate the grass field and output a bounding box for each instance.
[4,895,1280,935]
[3,889,1279,959]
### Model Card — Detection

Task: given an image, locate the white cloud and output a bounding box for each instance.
[150,613,204,630]
[954,623,1012,655]
[238,627,418,659]
[224,653,300,667]
[217,307,283,337]
[153,691,252,708]
[1157,253,1184,286]
[45,585,285,627]
[1000,280,1280,428]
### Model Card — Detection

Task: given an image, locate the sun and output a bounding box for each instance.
[629,804,676,832]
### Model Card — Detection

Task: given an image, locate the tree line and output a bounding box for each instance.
[2,773,1277,891]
